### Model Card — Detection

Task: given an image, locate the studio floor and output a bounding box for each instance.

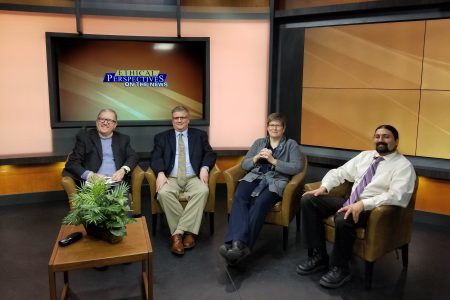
[1,184,449,300]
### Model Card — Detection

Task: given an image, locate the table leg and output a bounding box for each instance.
[142,257,153,300]
[48,269,56,300]
[147,255,153,300]
[61,271,69,299]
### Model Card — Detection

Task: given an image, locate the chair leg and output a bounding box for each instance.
[296,210,300,232]
[283,226,288,251]
[401,244,409,268]
[365,261,374,290]
[152,214,158,236]
[209,212,214,235]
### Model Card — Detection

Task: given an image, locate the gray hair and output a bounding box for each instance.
[97,108,117,121]
[171,106,189,116]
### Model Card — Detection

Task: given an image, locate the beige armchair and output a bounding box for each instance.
[61,165,145,215]
[223,153,308,250]
[144,165,221,236]
[304,179,418,289]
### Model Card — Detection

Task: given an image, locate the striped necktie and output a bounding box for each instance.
[343,156,384,207]
[177,133,187,187]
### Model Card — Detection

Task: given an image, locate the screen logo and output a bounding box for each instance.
[103,70,168,87]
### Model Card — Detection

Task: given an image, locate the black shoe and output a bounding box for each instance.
[225,240,250,265]
[219,243,232,259]
[296,252,329,275]
[319,266,352,288]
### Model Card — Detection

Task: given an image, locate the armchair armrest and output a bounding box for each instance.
[144,167,158,213]
[279,154,308,223]
[130,165,145,215]
[304,182,321,192]
[304,181,352,198]
[61,176,77,210]
[364,205,406,261]
[205,164,221,212]
[61,176,77,196]
[223,162,246,213]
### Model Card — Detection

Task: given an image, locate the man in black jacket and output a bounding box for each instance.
[63,108,138,183]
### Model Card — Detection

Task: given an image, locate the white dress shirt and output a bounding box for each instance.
[321,150,416,210]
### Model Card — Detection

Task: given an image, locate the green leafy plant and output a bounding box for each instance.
[63,178,136,237]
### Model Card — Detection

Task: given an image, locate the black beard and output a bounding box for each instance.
[376,143,396,154]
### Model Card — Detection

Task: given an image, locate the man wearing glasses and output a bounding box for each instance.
[150,106,216,255]
[63,108,138,184]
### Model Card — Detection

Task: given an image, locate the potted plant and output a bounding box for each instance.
[63,178,136,244]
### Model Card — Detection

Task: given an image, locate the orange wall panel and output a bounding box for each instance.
[303,21,424,89]
[416,91,450,159]
[301,88,419,155]
[422,19,450,90]
[416,177,450,215]
[215,156,245,183]
[0,163,65,195]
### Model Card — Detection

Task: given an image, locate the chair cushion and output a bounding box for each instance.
[324,216,366,240]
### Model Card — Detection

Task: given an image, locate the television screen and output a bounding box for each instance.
[46,33,209,128]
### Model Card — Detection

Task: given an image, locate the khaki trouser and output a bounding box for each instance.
[157,176,209,235]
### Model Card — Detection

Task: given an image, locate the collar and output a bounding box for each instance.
[174,128,188,137]
[376,151,397,162]
[98,132,113,139]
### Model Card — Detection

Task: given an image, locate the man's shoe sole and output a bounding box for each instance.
[319,273,352,288]
[296,263,328,275]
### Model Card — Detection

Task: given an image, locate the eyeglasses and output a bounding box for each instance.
[172,116,188,121]
[97,118,117,124]
[268,124,283,128]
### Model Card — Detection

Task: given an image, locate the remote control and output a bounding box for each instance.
[58,231,83,247]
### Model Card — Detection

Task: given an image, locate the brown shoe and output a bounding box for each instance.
[170,234,184,255]
[183,233,196,249]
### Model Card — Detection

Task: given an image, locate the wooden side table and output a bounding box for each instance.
[48,217,152,300]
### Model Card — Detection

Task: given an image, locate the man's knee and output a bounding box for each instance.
[334,212,353,230]
[157,188,169,200]
[301,194,315,208]
[157,188,178,203]
[198,184,209,197]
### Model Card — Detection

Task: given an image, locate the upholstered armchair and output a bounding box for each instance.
[61,165,145,215]
[223,153,308,250]
[144,165,221,236]
[304,179,418,289]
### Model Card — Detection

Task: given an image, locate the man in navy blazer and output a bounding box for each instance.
[63,109,139,183]
[150,106,216,255]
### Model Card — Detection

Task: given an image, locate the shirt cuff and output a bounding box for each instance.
[81,170,92,180]
[201,166,210,172]
[121,166,131,174]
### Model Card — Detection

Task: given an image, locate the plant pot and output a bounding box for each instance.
[84,224,123,244]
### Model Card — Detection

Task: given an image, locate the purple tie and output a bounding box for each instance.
[343,156,384,207]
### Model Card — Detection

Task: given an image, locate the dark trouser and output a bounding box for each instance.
[225,180,280,248]
[300,194,371,267]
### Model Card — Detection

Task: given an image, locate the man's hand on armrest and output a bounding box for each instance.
[156,172,169,192]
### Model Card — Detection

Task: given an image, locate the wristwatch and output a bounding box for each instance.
[121,166,131,174]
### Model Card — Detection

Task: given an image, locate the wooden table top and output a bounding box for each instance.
[48,217,152,272]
